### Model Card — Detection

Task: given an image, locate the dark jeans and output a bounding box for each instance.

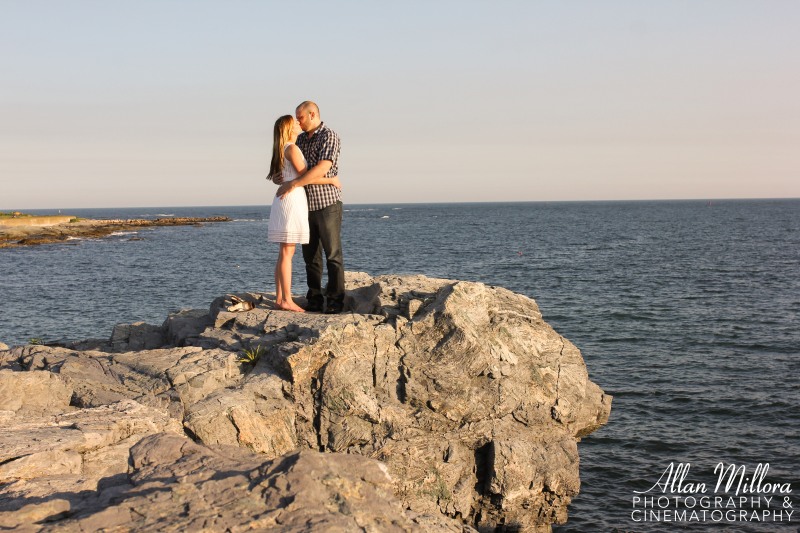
[303,201,344,304]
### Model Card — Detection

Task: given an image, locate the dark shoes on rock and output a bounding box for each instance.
[304,298,324,313]
[304,297,344,314]
[324,302,344,315]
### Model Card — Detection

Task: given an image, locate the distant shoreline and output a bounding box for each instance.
[0,215,231,248]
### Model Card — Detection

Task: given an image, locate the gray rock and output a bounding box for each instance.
[344,281,383,314]
[35,432,474,532]
[0,399,183,528]
[110,321,166,351]
[187,274,610,529]
[184,369,297,456]
[0,369,72,416]
[0,273,610,532]
[162,308,212,346]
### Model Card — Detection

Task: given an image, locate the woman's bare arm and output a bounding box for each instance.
[285,144,307,175]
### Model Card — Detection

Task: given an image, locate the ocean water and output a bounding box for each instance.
[1,200,798,532]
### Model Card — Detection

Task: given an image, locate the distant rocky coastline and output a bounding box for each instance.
[0,273,611,532]
[0,214,231,248]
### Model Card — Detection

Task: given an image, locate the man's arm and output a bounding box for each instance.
[276,160,335,198]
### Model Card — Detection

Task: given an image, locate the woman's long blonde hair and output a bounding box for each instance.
[268,115,295,182]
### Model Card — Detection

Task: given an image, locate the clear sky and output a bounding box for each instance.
[1,0,799,209]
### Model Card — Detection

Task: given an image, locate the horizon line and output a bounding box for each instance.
[3,196,799,212]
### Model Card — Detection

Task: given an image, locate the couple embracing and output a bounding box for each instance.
[266,101,345,314]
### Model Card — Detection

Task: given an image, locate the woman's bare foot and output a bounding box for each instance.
[276,300,306,313]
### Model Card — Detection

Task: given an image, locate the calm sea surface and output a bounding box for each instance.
[1,200,798,532]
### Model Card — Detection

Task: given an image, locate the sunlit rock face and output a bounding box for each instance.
[0,272,610,532]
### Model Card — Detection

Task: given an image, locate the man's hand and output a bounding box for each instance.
[276,181,295,198]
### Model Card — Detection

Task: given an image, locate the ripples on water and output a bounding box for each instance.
[1,200,798,532]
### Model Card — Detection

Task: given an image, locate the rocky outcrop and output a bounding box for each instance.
[0,216,231,248]
[0,400,184,529]
[0,215,75,227]
[2,426,471,531]
[0,273,611,532]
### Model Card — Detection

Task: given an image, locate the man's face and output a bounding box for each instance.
[296,108,313,132]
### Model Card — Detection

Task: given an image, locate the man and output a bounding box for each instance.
[276,101,344,313]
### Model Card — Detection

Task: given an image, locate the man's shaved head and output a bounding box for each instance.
[296,101,320,116]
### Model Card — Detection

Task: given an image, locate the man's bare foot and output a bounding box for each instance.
[276,300,306,313]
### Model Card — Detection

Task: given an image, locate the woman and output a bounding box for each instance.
[267,115,340,312]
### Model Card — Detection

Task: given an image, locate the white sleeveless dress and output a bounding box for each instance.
[268,143,310,243]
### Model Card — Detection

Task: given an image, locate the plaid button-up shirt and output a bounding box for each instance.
[296,123,342,211]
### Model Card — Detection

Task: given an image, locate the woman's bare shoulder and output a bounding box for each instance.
[285,143,306,172]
